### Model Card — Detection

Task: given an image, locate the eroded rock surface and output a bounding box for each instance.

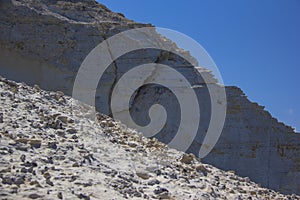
[1,76,299,199]
[0,0,300,195]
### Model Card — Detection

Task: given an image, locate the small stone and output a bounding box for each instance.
[46,179,54,186]
[57,116,68,124]
[57,192,63,199]
[15,176,25,186]
[107,121,115,127]
[180,154,194,164]
[29,139,42,148]
[53,91,64,101]
[147,179,160,186]
[43,172,51,179]
[28,193,43,199]
[21,167,33,173]
[33,84,41,92]
[133,191,142,197]
[24,161,38,167]
[195,164,208,176]
[10,186,18,194]
[154,187,169,195]
[128,142,137,148]
[47,142,57,149]
[66,128,77,134]
[15,144,28,151]
[154,187,170,199]
[29,181,42,187]
[2,177,13,185]
[77,193,90,200]
[15,138,28,144]
[229,189,235,194]
[154,169,162,176]
[20,154,26,162]
[49,119,63,129]
[244,177,250,182]
[71,135,78,139]
[136,171,150,180]
[0,167,11,173]
[56,131,66,138]
[72,162,80,167]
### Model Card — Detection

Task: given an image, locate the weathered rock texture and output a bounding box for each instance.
[0,0,300,195]
[202,87,300,195]
[1,76,299,200]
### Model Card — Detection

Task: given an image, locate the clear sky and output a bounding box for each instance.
[98,0,300,131]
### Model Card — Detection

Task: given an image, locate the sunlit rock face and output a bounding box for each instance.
[0,0,299,195]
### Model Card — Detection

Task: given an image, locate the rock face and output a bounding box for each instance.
[0,0,300,195]
[0,76,299,199]
[202,87,300,195]
[0,0,147,94]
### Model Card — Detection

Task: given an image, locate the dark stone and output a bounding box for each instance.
[20,154,26,162]
[47,142,57,149]
[66,128,77,134]
[46,179,54,186]
[77,193,90,200]
[57,192,63,199]
[28,193,43,199]
[147,179,160,186]
[153,187,169,195]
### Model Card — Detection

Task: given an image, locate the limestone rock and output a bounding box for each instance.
[0,77,299,199]
[0,0,299,195]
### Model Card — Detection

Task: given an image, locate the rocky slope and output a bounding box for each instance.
[0,0,299,195]
[1,77,299,200]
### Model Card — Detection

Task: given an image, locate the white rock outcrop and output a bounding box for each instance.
[0,0,299,195]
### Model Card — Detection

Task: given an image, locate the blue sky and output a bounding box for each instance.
[98,0,300,131]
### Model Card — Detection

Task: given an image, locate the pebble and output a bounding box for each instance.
[180,154,194,164]
[136,170,150,180]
